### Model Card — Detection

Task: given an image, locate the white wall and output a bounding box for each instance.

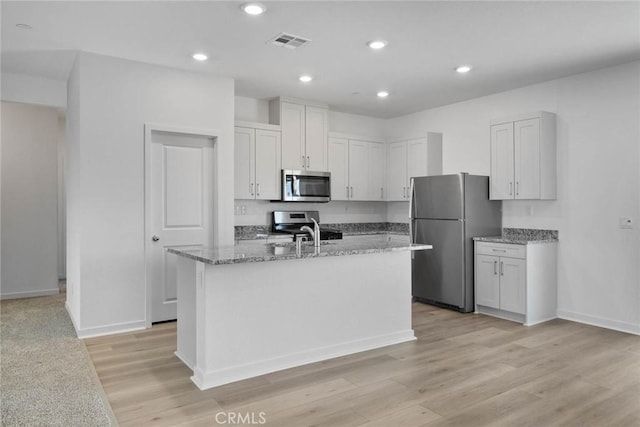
[235,200,388,226]
[1,73,67,109]
[385,61,640,334]
[235,96,270,123]
[57,116,66,279]
[1,102,59,298]
[66,52,235,337]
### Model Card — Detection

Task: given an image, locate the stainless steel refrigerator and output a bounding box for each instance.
[410,173,502,312]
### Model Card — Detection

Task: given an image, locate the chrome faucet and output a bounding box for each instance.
[300,218,321,247]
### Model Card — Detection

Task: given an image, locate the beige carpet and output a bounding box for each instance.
[1,294,115,426]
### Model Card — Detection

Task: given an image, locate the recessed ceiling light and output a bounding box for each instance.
[367,40,388,50]
[367,40,389,50]
[455,65,472,73]
[241,3,266,15]
[16,23,32,30]
[377,91,389,98]
[299,75,313,83]
[192,53,208,61]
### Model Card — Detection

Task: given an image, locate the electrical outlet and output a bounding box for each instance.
[619,217,633,229]
[525,205,533,216]
[241,205,246,215]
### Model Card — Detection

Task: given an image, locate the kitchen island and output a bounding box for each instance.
[168,235,431,390]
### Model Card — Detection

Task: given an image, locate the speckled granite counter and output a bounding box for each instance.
[169,234,430,265]
[234,222,409,240]
[473,228,558,245]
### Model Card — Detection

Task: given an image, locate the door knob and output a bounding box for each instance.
[152,235,160,242]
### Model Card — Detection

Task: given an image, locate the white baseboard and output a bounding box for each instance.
[65,301,147,338]
[73,318,147,339]
[0,288,59,300]
[557,309,640,336]
[191,330,416,390]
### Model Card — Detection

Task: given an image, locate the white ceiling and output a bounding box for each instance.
[2,1,639,118]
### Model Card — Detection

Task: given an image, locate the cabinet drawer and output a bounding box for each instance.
[476,242,525,259]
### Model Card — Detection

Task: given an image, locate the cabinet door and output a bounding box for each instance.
[407,137,429,179]
[234,127,255,199]
[305,106,328,171]
[348,140,369,201]
[254,129,281,200]
[475,254,500,309]
[328,137,349,201]
[499,257,526,314]
[368,142,385,201]
[514,118,540,199]
[387,141,408,201]
[280,102,305,170]
[490,123,515,200]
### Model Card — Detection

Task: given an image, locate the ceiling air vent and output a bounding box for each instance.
[268,32,311,49]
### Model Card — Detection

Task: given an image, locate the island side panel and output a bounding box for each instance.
[175,256,197,369]
[195,251,415,390]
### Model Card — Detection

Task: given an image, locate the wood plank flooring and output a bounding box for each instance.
[84,303,640,426]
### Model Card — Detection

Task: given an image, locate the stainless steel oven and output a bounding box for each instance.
[281,170,331,202]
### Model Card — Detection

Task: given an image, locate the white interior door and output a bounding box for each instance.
[149,130,214,323]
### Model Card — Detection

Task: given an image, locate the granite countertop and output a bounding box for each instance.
[168,234,431,265]
[473,228,559,245]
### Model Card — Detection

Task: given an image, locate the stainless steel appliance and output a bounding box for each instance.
[410,173,502,312]
[272,210,342,241]
[281,170,331,202]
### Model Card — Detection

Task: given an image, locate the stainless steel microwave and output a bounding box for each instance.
[281,170,331,202]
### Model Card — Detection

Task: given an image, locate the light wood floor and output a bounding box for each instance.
[84,303,640,426]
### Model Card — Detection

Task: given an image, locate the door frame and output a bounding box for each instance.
[144,123,219,328]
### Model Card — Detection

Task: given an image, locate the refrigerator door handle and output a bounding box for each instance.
[409,178,415,243]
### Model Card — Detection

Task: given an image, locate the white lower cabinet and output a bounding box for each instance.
[474,240,557,325]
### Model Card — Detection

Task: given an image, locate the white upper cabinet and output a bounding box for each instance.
[234,126,255,200]
[387,141,408,201]
[368,142,385,201]
[328,134,386,201]
[387,133,443,201]
[328,137,349,201]
[270,98,328,172]
[279,102,305,171]
[234,123,281,200]
[490,111,556,200]
[348,140,369,201]
[305,106,328,171]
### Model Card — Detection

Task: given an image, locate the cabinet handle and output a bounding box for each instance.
[492,249,507,253]
[500,261,504,276]
[250,183,254,196]
[256,183,260,196]
[306,156,310,168]
[509,182,513,195]
[350,186,353,198]
[301,155,305,168]
[403,187,406,198]
[516,181,519,196]
[381,187,384,199]
[494,260,497,275]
